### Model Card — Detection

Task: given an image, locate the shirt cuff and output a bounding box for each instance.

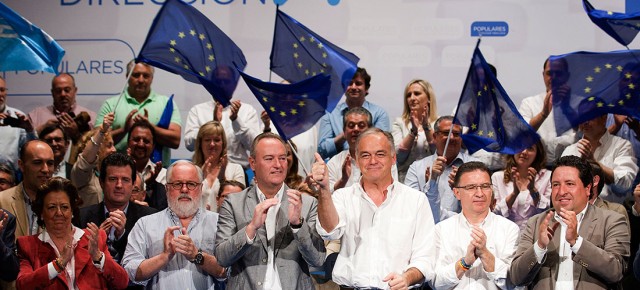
[47,262,59,280]
[533,240,547,264]
[570,236,583,253]
[93,252,106,271]
[632,204,640,217]
[246,232,255,245]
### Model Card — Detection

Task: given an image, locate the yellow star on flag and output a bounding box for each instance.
[170,40,177,46]
[471,123,477,130]
[262,97,268,102]
[293,53,299,58]
[597,102,604,107]
[297,63,303,68]
[178,32,185,38]
[317,43,323,49]
[208,55,214,61]
[270,106,276,112]
[605,63,612,69]
[487,131,494,138]
[584,87,591,94]
[586,76,593,82]
[205,66,211,72]
[174,57,181,63]
[280,111,287,117]
[478,130,484,136]
[588,96,595,101]
[199,33,205,40]
[169,48,175,53]
[206,43,212,50]
[630,83,636,89]
[190,30,196,36]
[617,65,624,71]
[293,43,298,48]
[594,66,601,73]
[290,109,298,115]
[299,36,306,42]
[298,101,305,107]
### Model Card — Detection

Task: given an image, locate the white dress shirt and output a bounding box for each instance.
[562,131,638,203]
[519,93,576,165]
[432,212,520,290]
[254,186,285,290]
[533,206,588,290]
[316,181,435,288]
[184,100,261,169]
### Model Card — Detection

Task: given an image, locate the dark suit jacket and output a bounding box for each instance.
[1,209,19,281]
[215,184,325,290]
[510,205,630,290]
[16,229,129,290]
[78,202,157,262]
[144,180,167,211]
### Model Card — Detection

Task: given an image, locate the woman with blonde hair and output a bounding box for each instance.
[392,79,438,182]
[192,120,245,211]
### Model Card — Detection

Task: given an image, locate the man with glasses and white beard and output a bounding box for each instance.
[122,160,226,289]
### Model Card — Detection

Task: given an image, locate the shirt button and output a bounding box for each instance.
[257,282,262,286]
[262,258,267,263]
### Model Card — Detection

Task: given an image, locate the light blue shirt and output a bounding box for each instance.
[317,100,390,160]
[404,151,478,223]
[122,208,219,290]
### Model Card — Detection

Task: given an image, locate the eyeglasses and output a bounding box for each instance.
[166,181,201,191]
[455,183,493,192]
[132,187,143,193]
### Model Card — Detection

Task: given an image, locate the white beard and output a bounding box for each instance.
[168,193,201,218]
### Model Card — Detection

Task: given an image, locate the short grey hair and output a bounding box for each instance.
[166,160,203,183]
[355,128,395,156]
[135,172,146,191]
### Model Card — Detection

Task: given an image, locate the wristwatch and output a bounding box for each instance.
[290,217,304,229]
[191,249,204,265]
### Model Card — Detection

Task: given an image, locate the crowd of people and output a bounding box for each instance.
[0,58,639,290]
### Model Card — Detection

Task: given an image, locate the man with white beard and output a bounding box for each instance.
[122,160,226,290]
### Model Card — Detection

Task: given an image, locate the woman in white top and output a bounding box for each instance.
[392,79,438,182]
[491,140,552,231]
[192,120,245,211]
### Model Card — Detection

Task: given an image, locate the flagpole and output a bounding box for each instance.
[111,63,136,113]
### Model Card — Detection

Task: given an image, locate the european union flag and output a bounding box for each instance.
[0,2,64,73]
[138,0,247,107]
[239,71,331,141]
[150,94,173,164]
[454,42,539,155]
[583,0,640,46]
[270,10,359,112]
[549,50,640,135]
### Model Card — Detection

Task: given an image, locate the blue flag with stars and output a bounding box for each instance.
[270,9,359,113]
[583,0,640,47]
[137,0,247,107]
[0,2,65,73]
[239,71,331,141]
[549,50,640,135]
[150,94,173,164]
[454,42,539,155]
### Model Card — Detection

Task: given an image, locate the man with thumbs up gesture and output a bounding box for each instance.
[311,127,436,290]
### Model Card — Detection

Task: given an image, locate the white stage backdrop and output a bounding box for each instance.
[1,0,633,159]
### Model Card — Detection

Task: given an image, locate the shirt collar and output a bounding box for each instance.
[39,225,84,244]
[256,184,285,203]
